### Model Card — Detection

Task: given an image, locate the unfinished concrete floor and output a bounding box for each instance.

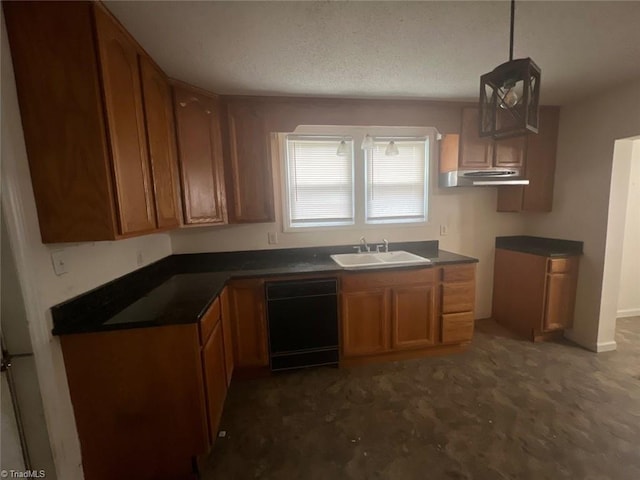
[202,318,640,479]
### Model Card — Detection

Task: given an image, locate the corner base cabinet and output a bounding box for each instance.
[60,295,233,480]
[492,248,580,341]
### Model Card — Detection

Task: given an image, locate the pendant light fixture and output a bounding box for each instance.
[361,134,374,151]
[479,0,541,139]
[385,140,399,157]
[336,139,349,156]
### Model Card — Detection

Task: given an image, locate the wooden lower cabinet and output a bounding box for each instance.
[60,295,236,479]
[220,287,235,385]
[342,290,389,356]
[202,320,228,442]
[391,284,437,349]
[340,266,474,363]
[60,324,209,480]
[227,279,269,368]
[440,263,476,344]
[492,248,580,341]
[442,311,475,344]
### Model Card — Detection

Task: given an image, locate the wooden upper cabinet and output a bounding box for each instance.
[139,55,182,229]
[391,284,437,350]
[459,107,525,170]
[494,136,526,168]
[94,7,156,235]
[173,85,227,225]
[459,107,493,169]
[224,101,275,223]
[4,2,186,242]
[4,1,119,243]
[497,107,560,212]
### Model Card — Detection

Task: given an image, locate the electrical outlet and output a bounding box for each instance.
[136,251,144,266]
[51,250,68,275]
[268,231,278,245]
[440,224,449,236]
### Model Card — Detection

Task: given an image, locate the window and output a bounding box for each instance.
[284,136,354,228]
[282,128,432,230]
[366,138,428,224]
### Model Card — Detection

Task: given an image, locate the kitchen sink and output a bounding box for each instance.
[330,250,431,270]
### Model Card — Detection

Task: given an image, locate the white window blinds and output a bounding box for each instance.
[285,136,354,228]
[366,138,428,223]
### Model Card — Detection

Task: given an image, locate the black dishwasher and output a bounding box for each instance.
[266,278,339,371]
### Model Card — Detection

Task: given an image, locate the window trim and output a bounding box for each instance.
[279,127,437,232]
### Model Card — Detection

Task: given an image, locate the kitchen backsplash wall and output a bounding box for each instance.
[171,183,527,319]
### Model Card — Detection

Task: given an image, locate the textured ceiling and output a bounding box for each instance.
[105,1,640,106]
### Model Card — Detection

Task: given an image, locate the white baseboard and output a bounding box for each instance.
[563,330,618,353]
[617,308,640,318]
[595,341,618,352]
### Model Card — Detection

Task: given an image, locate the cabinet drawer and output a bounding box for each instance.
[199,296,221,344]
[442,312,474,344]
[441,264,475,283]
[547,257,575,274]
[341,268,436,292]
[442,283,475,314]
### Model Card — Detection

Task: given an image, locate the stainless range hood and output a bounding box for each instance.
[439,168,530,187]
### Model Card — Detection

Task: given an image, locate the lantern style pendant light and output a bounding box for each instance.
[479,0,541,139]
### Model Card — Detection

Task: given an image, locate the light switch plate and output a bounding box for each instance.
[268,231,278,245]
[51,250,68,275]
[440,224,449,236]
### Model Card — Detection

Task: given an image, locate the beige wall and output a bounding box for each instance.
[171,136,528,319]
[1,16,172,479]
[618,140,640,317]
[523,79,640,351]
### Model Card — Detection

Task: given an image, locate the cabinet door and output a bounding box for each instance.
[543,257,579,331]
[442,312,474,344]
[173,86,227,225]
[139,55,181,229]
[522,107,560,212]
[492,249,547,339]
[225,102,275,223]
[220,287,234,385]
[441,282,475,314]
[459,107,493,169]
[494,136,526,168]
[94,7,156,235]
[341,290,389,357]
[228,280,269,367]
[202,321,228,442]
[3,2,121,243]
[391,284,437,350]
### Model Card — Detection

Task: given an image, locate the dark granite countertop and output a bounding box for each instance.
[51,241,477,335]
[495,236,583,257]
